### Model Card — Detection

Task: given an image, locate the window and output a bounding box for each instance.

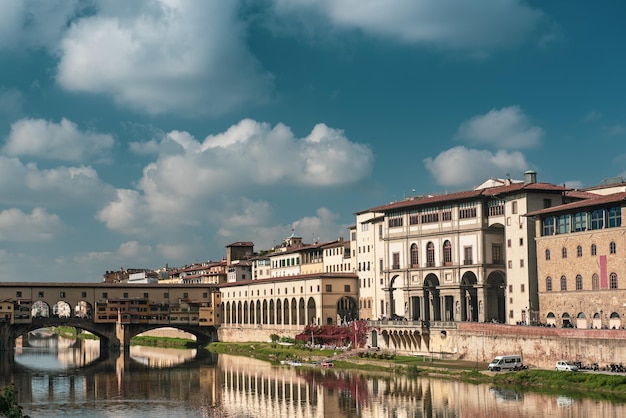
[463,246,473,265]
[608,206,622,228]
[592,274,599,290]
[542,216,555,236]
[123,292,128,298]
[591,244,597,256]
[512,201,518,214]
[560,276,567,291]
[103,292,108,299]
[421,207,439,223]
[344,285,351,292]
[60,291,65,298]
[326,285,332,292]
[610,273,618,289]
[573,212,587,232]
[16,291,22,298]
[507,239,511,248]
[183,292,189,299]
[443,240,452,265]
[441,205,452,221]
[459,202,477,219]
[577,245,583,257]
[557,214,570,234]
[492,244,502,264]
[38,291,44,298]
[392,252,400,269]
[545,249,551,260]
[519,238,524,246]
[508,260,512,269]
[379,259,383,271]
[410,244,419,267]
[520,259,524,268]
[508,285,513,293]
[576,275,583,291]
[546,277,552,291]
[379,224,383,239]
[590,209,604,230]
[81,292,87,298]
[164,292,169,298]
[521,284,525,292]
[543,199,552,209]
[509,310,514,319]
[388,213,403,228]
[562,247,567,258]
[488,199,504,216]
[427,243,435,267]
[610,241,616,254]
[409,210,419,225]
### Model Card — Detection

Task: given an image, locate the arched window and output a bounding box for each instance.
[546,277,552,291]
[545,249,551,260]
[562,247,567,258]
[610,241,616,254]
[592,274,599,290]
[591,244,597,256]
[560,275,567,291]
[427,242,435,267]
[577,245,582,257]
[443,240,452,265]
[410,243,419,267]
[576,274,582,291]
[610,273,618,289]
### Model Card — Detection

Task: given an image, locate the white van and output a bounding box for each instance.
[488,355,523,371]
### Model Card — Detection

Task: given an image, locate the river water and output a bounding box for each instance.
[2,333,626,417]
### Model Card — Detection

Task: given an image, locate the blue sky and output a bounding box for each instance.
[0,1,625,282]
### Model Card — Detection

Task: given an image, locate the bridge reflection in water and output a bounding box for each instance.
[2,337,626,417]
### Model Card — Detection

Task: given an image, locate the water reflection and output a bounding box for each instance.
[3,335,626,417]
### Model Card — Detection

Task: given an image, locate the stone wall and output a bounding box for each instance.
[218,325,299,343]
[456,323,626,369]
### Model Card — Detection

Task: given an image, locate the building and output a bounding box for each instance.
[353,171,585,325]
[528,191,626,329]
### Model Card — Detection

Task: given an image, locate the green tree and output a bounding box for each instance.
[0,385,29,418]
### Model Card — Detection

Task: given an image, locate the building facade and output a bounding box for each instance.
[529,191,626,329]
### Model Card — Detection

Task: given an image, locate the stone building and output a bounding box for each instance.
[353,171,585,325]
[528,191,626,329]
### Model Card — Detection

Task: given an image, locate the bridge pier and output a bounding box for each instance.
[0,324,16,351]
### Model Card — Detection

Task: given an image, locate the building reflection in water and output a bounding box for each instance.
[5,337,626,417]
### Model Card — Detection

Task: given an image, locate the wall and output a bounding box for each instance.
[456,322,626,369]
[218,325,299,343]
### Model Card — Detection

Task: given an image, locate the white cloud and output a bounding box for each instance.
[56,1,272,116]
[456,106,543,149]
[424,146,529,187]
[4,118,115,162]
[271,0,544,54]
[98,119,372,232]
[0,208,65,242]
[0,156,115,208]
[118,241,152,258]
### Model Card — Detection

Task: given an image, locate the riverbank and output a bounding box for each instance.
[206,342,626,402]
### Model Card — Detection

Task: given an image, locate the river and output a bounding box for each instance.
[2,333,626,417]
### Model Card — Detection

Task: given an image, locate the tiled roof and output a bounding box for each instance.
[219,272,358,288]
[526,192,626,217]
[226,241,254,247]
[358,182,571,214]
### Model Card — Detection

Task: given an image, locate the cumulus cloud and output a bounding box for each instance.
[0,208,65,242]
[56,1,272,116]
[98,119,372,231]
[271,0,544,54]
[4,118,115,162]
[0,156,115,208]
[455,106,543,149]
[424,146,529,187]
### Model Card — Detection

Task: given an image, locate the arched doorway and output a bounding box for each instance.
[389,274,401,318]
[546,312,556,326]
[461,272,478,322]
[423,274,440,322]
[337,296,358,324]
[576,312,587,329]
[610,312,621,329]
[307,297,316,325]
[562,312,571,327]
[486,271,506,323]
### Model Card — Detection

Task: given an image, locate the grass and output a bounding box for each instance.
[130,336,197,348]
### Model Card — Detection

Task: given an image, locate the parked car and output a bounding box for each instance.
[555,360,578,371]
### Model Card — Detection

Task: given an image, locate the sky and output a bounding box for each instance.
[0,1,625,282]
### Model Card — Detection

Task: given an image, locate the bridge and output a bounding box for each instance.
[0,282,221,351]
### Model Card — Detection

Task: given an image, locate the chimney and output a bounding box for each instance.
[524,170,537,185]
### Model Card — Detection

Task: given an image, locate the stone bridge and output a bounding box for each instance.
[0,282,221,351]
